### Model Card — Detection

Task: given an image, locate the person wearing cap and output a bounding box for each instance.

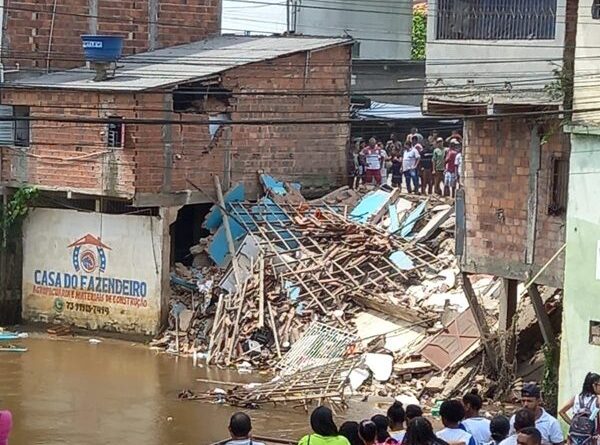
[432,137,445,195]
[509,383,564,445]
[445,129,463,145]
[226,412,266,445]
[444,140,459,198]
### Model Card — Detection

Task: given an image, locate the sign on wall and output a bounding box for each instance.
[22,208,163,335]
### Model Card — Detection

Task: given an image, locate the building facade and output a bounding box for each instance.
[0,35,352,334]
[424,0,575,361]
[558,0,600,410]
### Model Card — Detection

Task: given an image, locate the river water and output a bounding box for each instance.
[0,334,382,445]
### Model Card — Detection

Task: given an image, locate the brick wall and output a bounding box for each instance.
[462,118,568,287]
[135,44,352,199]
[2,0,221,73]
[0,89,137,197]
[1,43,351,202]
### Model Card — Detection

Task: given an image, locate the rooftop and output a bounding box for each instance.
[8,35,352,92]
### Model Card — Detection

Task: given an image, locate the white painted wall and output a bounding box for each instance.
[572,0,600,123]
[22,208,164,335]
[221,0,413,60]
[425,0,567,104]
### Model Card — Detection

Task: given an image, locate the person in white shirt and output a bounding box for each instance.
[487,415,510,445]
[225,412,266,445]
[501,409,536,445]
[509,383,564,445]
[437,400,476,445]
[462,390,491,445]
[558,372,600,426]
[388,401,406,442]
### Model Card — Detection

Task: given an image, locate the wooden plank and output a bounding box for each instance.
[528,284,556,346]
[525,125,540,265]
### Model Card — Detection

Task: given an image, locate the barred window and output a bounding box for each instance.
[548,156,568,216]
[437,0,558,40]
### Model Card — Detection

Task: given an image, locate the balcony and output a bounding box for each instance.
[424,0,567,114]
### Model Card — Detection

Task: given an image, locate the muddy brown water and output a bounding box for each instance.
[0,334,386,445]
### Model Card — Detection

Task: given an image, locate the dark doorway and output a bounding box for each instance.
[170,204,212,266]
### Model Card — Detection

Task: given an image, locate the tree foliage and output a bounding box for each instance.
[0,186,38,246]
[412,4,427,61]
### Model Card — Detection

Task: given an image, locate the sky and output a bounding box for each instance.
[221,0,287,35]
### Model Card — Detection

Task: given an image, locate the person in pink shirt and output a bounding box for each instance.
[0,410,12,445]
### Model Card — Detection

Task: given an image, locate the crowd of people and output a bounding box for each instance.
[225,377,600,445]
[351,128,464,198]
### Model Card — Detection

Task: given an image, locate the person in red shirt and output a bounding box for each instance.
[444,140,459,198]
[361,137,385,185]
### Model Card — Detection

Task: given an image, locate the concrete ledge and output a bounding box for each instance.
[564,124,600,136]
[461,255,564,289]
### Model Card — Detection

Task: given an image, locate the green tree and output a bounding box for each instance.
[412,4,427,61]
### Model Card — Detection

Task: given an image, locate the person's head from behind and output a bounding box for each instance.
[449,139,459,150]
[388,401,406,430]
[490,415,510,444]
[229,412,252,439]
[462,389,483,417]
[581,372,600,396]
[391,133,398,141]
[411,135,419,146]
[439,399,465,428]
[369,137,377,148]
[360,140,367,149]
[452,129,461,137]
[517,427,542,445]
[405,417,436,445]
[513,408,536,433]
[520,383,542,413]
[310,406,338,437]
[359,420,378,445]
[371,414,391,443]
[405,404,423,422]
[411,127,418,134]
[340,421,362,445]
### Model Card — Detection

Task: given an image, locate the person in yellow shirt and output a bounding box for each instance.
[298,406,350,445]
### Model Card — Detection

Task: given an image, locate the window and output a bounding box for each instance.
[548,156,568,216]
[351,42,361,58]
[590,321,600,346]
[107,117,124,148]
[0,105,30,147]
[436,0,557,40]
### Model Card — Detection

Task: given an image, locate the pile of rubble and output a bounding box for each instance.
[156,173,544,409]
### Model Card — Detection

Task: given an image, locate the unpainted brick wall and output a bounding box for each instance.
[135,44,352,198]
[0,44,351,201]
[463,118,568,285]
[2,0,221,73]
[0,89,137,197]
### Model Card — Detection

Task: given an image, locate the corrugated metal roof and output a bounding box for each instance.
[9,35,352,92]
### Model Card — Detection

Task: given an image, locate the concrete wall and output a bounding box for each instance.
[352,60,425,106]
[572,0,600,123]
[425,0,567,104]
[294,0,412,60]
[558,129,600,408]
[1,0,222,75]
[21,208,164,335]
[461,117,568,287]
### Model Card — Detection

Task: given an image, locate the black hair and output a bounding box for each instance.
[518,427,542,445]
[359,420,378,444]
[310,406,338,437]
[406,405,423,421]
[490,415,510,443]
[371,414,391,443]
[463,389,483,412]
[514,409,536,432]
[405,417,445,445]
[340,421,363,445]
[388,401,406,426]
[581,372,600,397]
[229,412,252,437]
[439,400,465,424]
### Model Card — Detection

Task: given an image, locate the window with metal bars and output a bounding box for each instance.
[548,156,568,216]
[436,0,558,40]
[107,117,124,149]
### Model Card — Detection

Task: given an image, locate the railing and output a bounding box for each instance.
[436,0,558,40]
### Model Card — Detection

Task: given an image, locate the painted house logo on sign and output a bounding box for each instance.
[69,234,110,273]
